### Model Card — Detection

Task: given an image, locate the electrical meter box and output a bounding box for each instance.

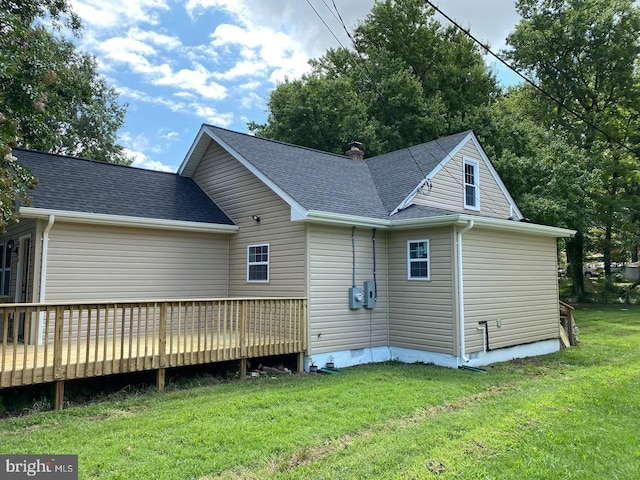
[349,287,364,309]
[364,280,376,309]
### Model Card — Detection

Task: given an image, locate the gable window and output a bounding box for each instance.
[407,240,430,280]
[247,243,269,282]
[0,242,11,297]
[464,158,480,210]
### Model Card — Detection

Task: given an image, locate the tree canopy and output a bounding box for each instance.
[249,0,499,156]
[0,0,130,232]
[505,0,640,287]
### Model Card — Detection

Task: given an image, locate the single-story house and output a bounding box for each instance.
[1,125,574,371]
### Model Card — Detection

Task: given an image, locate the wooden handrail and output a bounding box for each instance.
[559,300,577,347]
[0,298,307,396]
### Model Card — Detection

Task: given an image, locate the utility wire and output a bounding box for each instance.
[322,0,430,180]
[424,0,638,157]
[307,0,510,215]
[319,0,507,216]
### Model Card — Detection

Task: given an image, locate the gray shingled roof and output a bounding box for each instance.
[365,130,472,213]
[207,126,390,219]
[15,148,234,225]
[206,125,472,218]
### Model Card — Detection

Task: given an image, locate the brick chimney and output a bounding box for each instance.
[346,141,364,161]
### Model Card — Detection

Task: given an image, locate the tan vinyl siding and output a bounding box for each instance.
[462,228,559,352]
[45,222,229,302]
[307,224,388,354]
[192,141,305,297]
[388,227,456,354]
[413,139,513,219]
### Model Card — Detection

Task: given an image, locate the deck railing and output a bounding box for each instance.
[0,298,307,407]
[559,300,577,347]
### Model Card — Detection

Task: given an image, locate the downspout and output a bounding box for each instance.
[38,215,55,344]
[457,220,474,363]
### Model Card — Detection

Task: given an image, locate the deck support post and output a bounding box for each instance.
[239,357,247,378]
[297,352,304,373]
[54,380,64,410]
[157,368,165,391]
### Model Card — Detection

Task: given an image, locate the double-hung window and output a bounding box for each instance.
[407,240,430,280]
[463,158,480,210]
[247,243,269,282]
[0,242,11,296]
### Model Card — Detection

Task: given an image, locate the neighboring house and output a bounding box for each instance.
[1,125,574,370]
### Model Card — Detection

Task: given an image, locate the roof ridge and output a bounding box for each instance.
[204,124,352,160]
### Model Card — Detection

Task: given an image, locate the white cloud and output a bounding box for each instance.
[158,129,180,141]
[98,36,157,65]
[185,0,249,20]
[129,152,174,172]
[129,28,182,50]
[152,64,227,100]
[71,0,170,29]
[121,133,174,171]
[238,91,263,110]
[117,86,234,125]
[212,60,267,81]
[238,81,261,91]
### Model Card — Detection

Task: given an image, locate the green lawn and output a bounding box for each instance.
[1,305,639,479]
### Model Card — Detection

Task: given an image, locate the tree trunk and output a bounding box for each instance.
[567,231,585,297]
[603,219,613,278]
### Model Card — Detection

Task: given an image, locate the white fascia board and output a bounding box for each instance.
[390,213,575,237]
[390,215,469,230]
[19,207,239,234]
[471,216,575,237]
[177,126,210,176]
[301,210,391,229]
[295,209,574,237]
[201,127,308,218]
[391,176,433,215]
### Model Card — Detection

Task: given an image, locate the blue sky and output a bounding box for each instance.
[68,0,521,172]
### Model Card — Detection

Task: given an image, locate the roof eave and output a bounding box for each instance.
[391,213,575,237]
[298,210,575,237]
[300,210,391,228]
[19,207,239,234]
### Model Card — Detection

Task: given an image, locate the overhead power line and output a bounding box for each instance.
[306,0,507,217]
[424,0,638,157]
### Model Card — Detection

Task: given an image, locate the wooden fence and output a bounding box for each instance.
[0,298,307,408]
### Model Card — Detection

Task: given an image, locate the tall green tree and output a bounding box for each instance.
[250,0,498,156]
[0,0,130,232]
[505,0,640,291]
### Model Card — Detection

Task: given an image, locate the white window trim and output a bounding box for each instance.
[247,243,270,283]
[407,239,430,281]
[463,157,480,211]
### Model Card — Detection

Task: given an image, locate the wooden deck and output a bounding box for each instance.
[1,298,307,407]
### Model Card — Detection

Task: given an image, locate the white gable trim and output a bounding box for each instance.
[466,134,522,218]
[177,126,210,176]
[390,132,523,219]
[181,126,308,222]
[391,132,474,215]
